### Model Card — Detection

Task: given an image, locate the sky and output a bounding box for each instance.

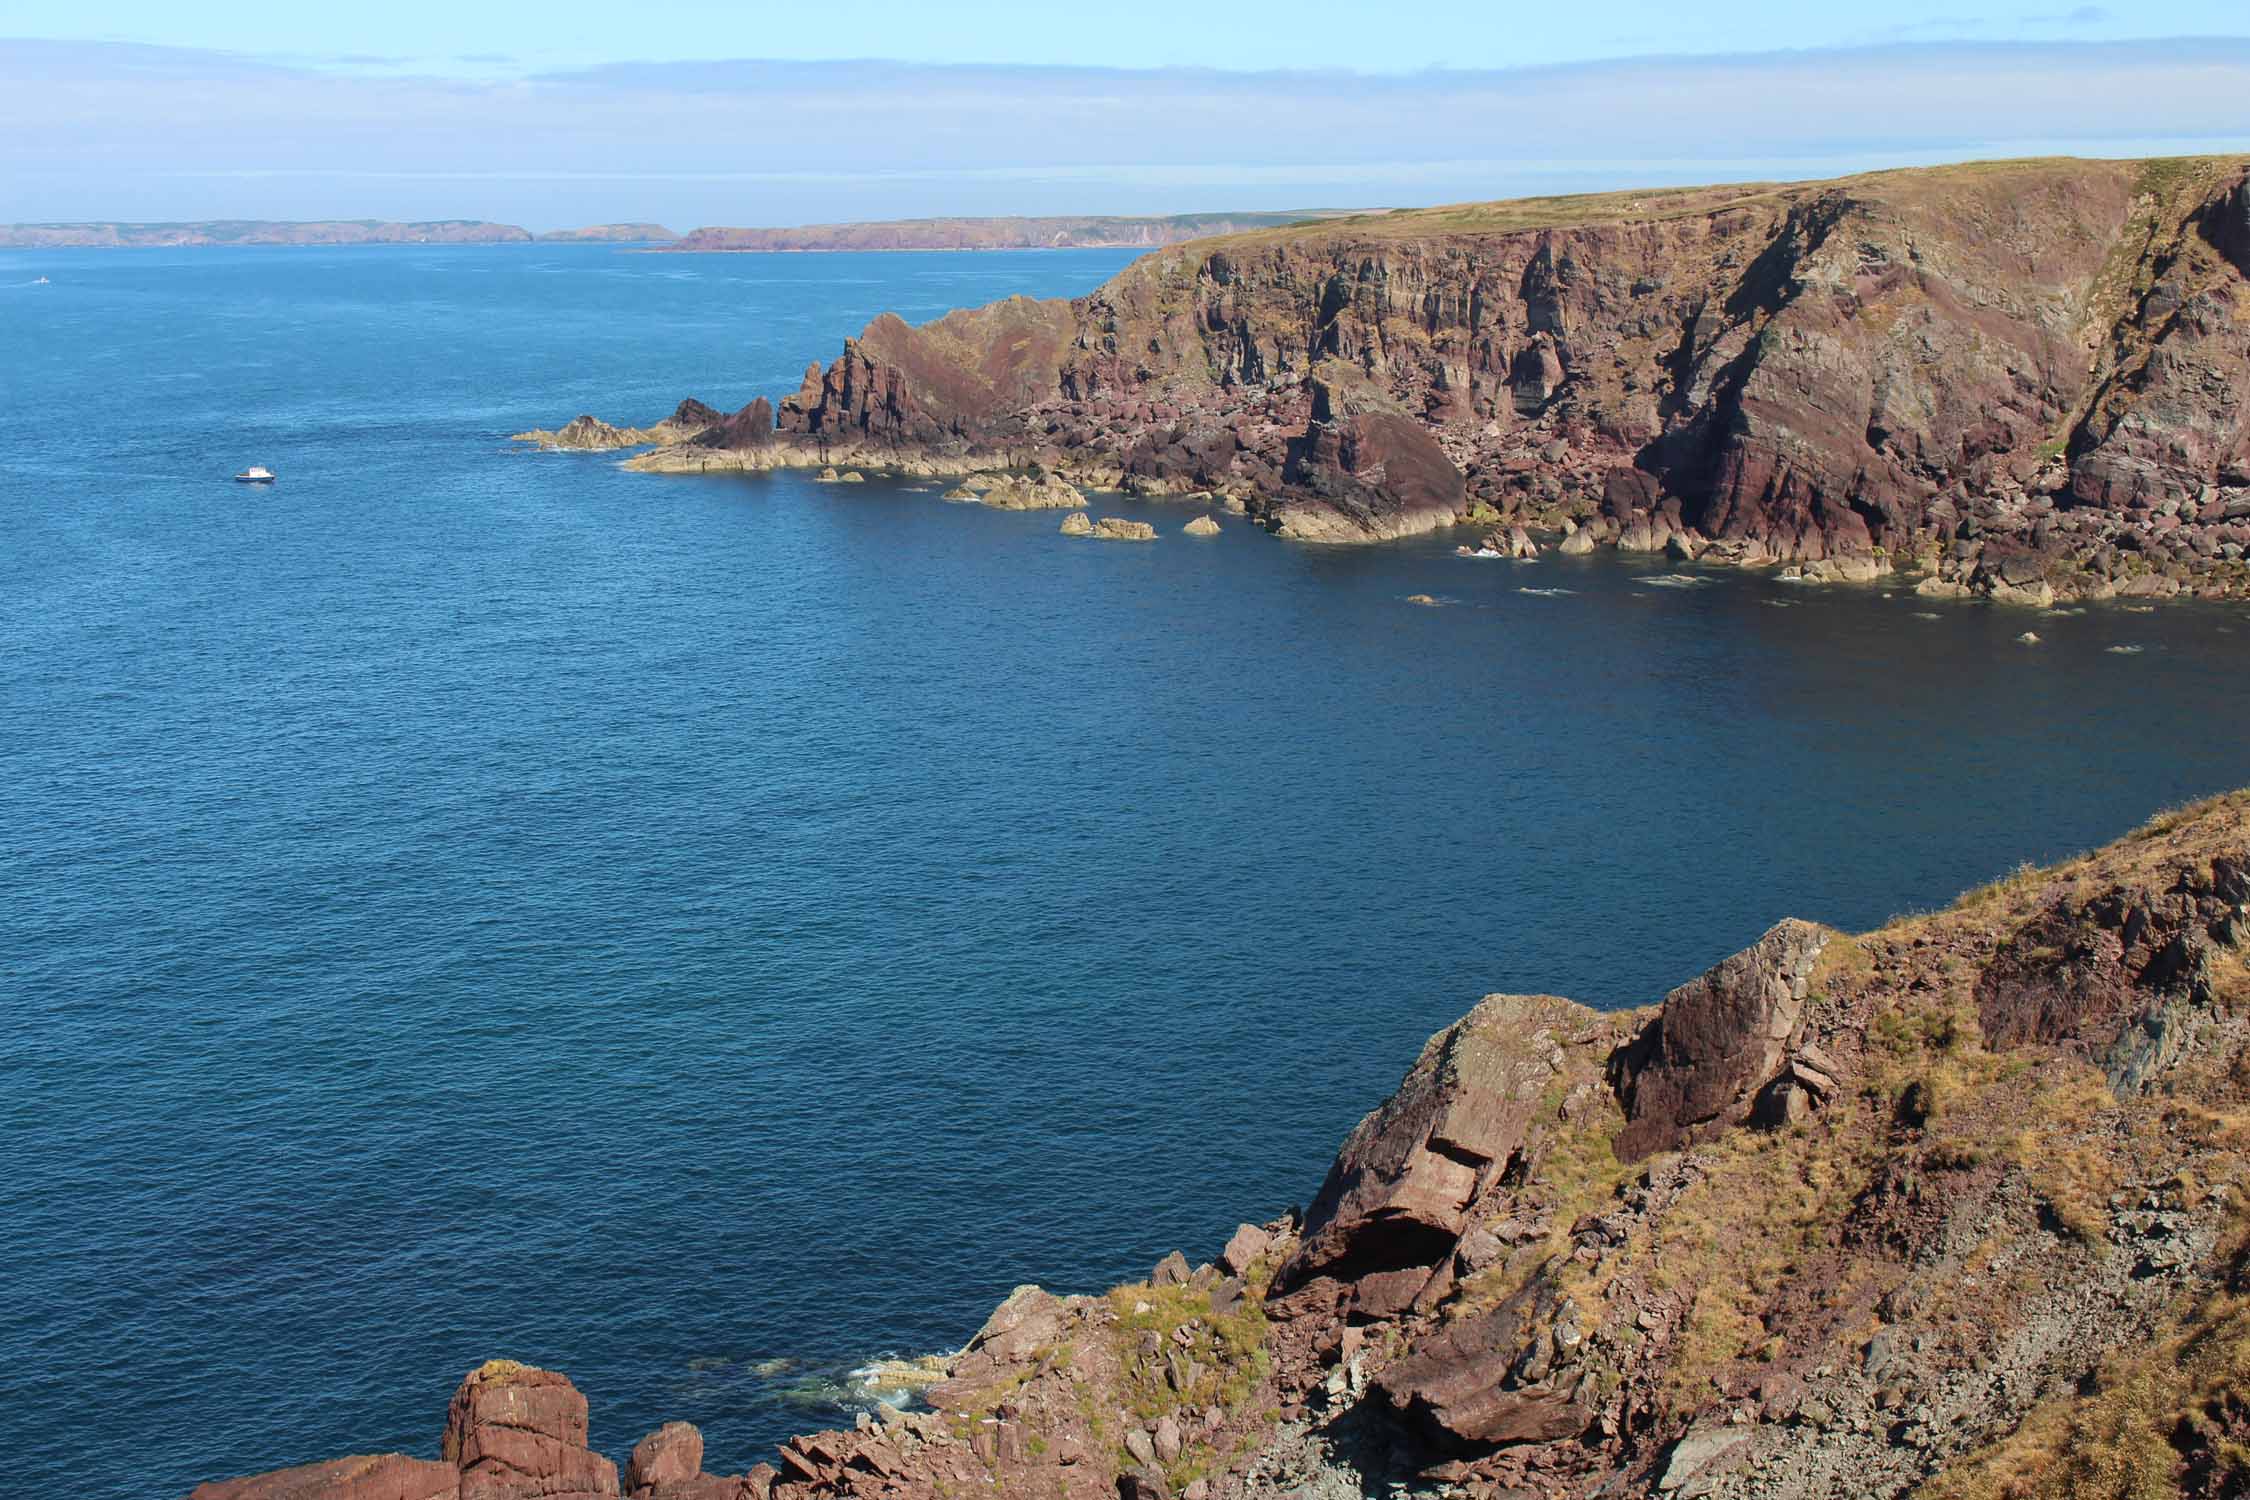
[3,2,2248,228]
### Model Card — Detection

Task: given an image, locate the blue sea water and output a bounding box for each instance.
[3,243,2248,1499]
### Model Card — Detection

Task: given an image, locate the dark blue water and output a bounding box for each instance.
[4,244,2247,1499]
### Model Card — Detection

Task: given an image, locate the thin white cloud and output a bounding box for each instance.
[2,38,2244,227]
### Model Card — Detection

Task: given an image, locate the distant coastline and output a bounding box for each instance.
[653,210,1361,253]
[0,210,1369,252]
[0,220,678,248]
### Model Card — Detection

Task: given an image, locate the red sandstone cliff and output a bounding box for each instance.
[589,157,2250,601]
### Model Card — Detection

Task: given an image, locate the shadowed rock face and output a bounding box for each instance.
[1976,851,2250,1091]
[1609,919,1830,1160]
[1376,1283,1592,1450]
[1270,365,1466,542]
[606,157,2250,588]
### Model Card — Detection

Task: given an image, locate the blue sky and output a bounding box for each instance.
[11,0,2250,74]
[3,3,2248,227]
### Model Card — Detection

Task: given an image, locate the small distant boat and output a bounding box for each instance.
[233,466,276,484]
[32,276,49,285]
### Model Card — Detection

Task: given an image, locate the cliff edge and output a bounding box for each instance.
[192,788,2250,1498]
[546,156,2250,602]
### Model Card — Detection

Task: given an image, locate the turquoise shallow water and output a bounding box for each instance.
[3,243,2248,1499]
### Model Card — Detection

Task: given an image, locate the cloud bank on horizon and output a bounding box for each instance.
[4,36,2248,228]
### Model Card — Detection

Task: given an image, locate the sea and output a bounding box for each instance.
[3,242,2247,1499]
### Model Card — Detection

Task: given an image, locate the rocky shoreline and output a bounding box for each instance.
[192,791,2250,1498]
[521,156,2250,606]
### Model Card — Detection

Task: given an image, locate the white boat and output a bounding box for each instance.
[233,466,276,484]
[32,276,48,285]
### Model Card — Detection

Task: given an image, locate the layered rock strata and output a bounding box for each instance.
[542,157,2250,601]
[194,792,2250,1497]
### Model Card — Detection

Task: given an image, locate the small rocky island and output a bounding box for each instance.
[524,156,2250,604]
[192,791,2250,1497]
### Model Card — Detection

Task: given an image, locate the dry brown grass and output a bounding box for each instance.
[1644,1116,1885,1416]
[1194,156,2245,251]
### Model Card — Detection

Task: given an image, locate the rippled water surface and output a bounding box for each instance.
[4,244,2248,1498]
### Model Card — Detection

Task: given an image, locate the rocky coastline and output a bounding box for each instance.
[192,790,2250,1497]
[524,156,2250,606]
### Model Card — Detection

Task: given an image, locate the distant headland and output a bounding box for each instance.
[527,154,2250,605]
[0,211,1362,252]
[658,211,1358,253]
[0,220,678,248]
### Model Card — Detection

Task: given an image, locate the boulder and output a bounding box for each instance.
[624,1424,701,1495]
[443,1362,620,1500]
[979,471,1083,509]
[1281,994,1600,1305]
[1375,1288,1590,1449]
[1610,921,1831,1160]
[552,416,632,450]
[1090,518,1157,541]
[1059,511,1094,536]
[1184,515,1222,536]
[1656,1424,1754,1494]
[1218,1223,1271,1276]
[936,1284,1076,1395]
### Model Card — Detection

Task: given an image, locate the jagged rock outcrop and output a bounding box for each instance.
[1279,994,1610,1317]
[569,157,2250,595]
[444,1362,620,1500]
[513,400,727,452]
[1609,919,1830,1159]
[193,793,2250,1499]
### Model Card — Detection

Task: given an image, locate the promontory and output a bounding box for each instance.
[534,155,2250,604]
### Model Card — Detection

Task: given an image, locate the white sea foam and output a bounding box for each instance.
[2106,644,2146,655]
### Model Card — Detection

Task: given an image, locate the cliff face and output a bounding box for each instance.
[605,157,2250,599]
[191,790,2250,1499]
